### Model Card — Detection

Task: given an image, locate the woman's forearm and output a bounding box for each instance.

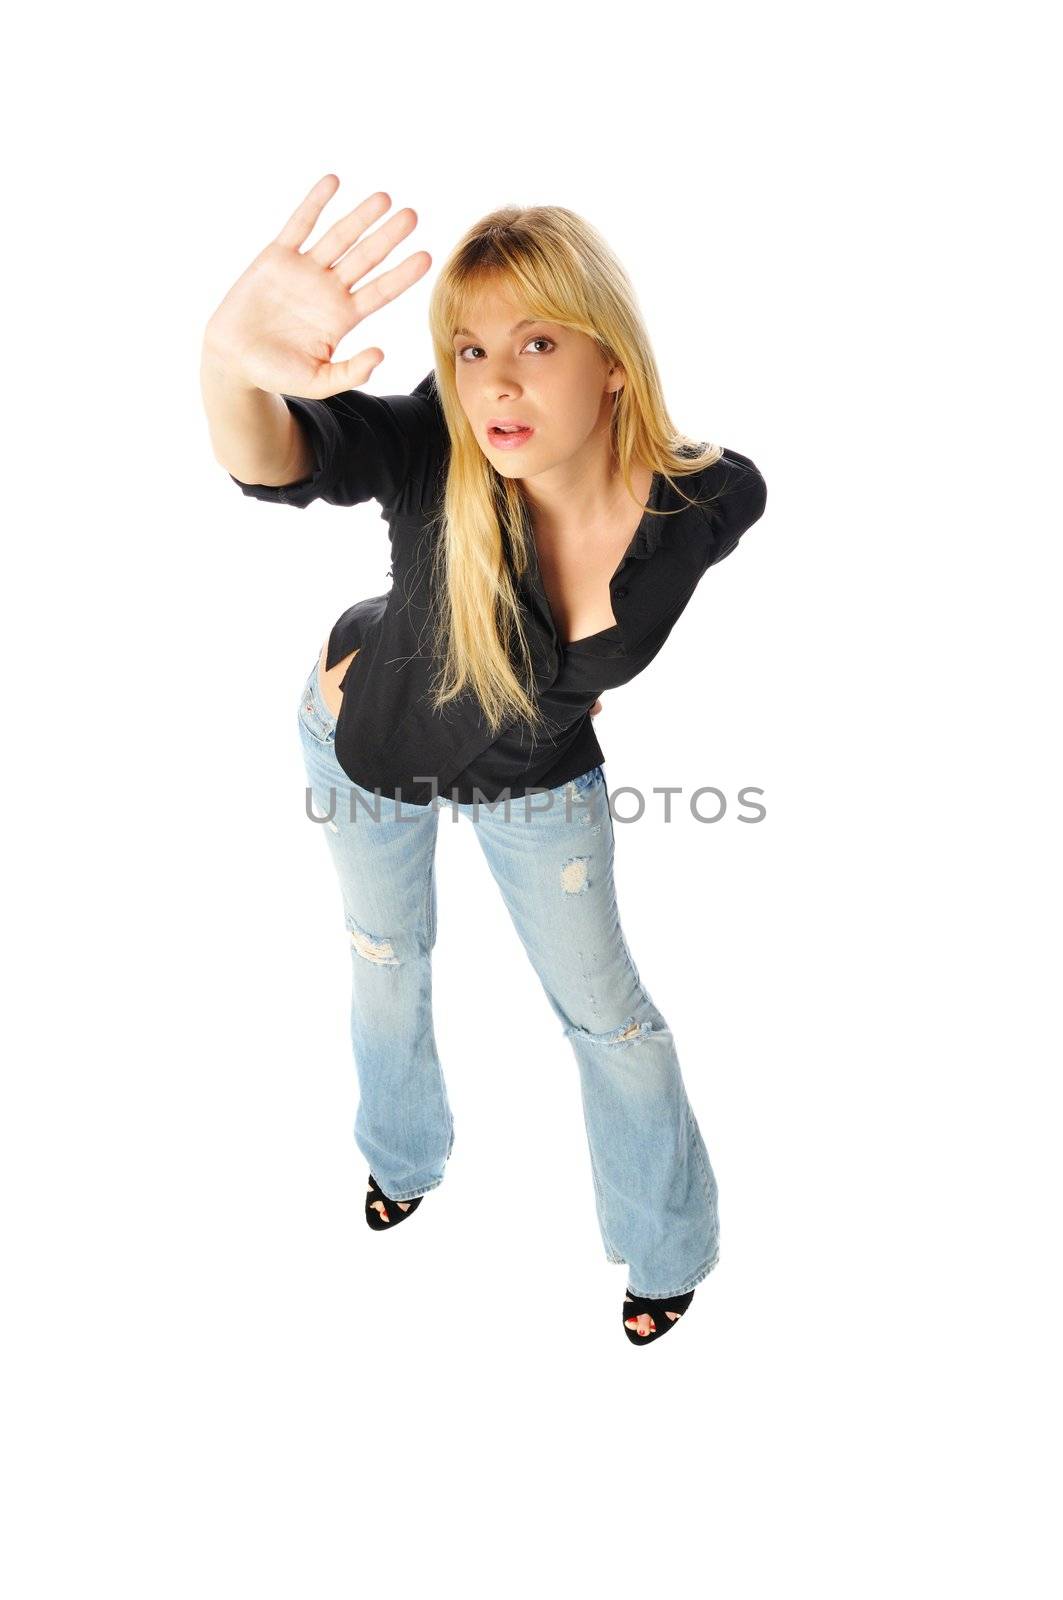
[200,336,315,486]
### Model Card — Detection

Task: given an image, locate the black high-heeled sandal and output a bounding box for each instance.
[622,1286,695,1345]
[365,1172,424,1231]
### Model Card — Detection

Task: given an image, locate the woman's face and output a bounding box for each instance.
[451,283,624,481]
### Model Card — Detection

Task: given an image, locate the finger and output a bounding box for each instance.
[328,204,425,290]
[275,173,341,251]
[310,190,397,272]
[346,248,433,325]
[312,346,386,401]
[590,699,602,716]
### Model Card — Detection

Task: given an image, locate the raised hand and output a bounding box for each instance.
[203,176,431,400]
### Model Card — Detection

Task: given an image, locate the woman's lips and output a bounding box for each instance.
[487,424,535,450]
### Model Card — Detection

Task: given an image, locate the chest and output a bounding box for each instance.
[531,521,640,647]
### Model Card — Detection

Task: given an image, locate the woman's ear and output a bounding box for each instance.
[607,361,627,399]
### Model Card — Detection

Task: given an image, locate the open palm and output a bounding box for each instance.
[205,176,432,401]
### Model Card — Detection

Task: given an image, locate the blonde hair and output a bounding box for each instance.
[423,204,724,737]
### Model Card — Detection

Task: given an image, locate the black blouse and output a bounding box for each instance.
[230,370,767,806]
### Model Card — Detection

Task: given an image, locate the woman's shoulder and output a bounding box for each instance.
[373,369,451,517]
[671,443,767,568]
[687,443,766,515]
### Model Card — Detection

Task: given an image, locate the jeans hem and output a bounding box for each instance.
[373,1173,446,1203]
[626,1250,720,1300]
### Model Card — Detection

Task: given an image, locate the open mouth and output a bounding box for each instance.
[487,423,535,448]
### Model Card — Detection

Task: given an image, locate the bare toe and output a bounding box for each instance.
[624,1297,656,1335]
[368,1178,412,1219]
[624,1289,689,1338]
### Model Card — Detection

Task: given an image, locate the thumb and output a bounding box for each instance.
[315,348,385,399]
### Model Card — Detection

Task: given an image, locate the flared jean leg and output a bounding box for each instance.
[297,668,454,1203]
[467,770,720,1297]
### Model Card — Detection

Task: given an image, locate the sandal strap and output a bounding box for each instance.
[366,1173,396,1220]
[366,1173,421,1220]
[624,1288,695,1320]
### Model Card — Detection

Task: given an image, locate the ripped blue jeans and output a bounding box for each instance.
[297,658,720,1298]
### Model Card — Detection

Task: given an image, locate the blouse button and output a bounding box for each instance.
[613,585,627,599]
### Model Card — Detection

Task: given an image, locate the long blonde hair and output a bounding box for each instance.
[423,204,724,737]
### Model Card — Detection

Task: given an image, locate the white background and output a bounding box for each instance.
[4,2,1059,1595]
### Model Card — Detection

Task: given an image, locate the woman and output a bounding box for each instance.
[201,177,767,1346]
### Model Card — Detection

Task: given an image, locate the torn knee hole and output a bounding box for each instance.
[347,921,400,966]
[560,856,591,894]
[571,1015,651,1046]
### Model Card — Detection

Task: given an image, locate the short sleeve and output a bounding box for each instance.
[697,449,768,569]
[228,369,447,513]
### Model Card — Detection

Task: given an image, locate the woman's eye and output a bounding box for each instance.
[457,337,555,362]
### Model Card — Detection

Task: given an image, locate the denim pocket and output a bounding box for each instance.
[297,672,337,745]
